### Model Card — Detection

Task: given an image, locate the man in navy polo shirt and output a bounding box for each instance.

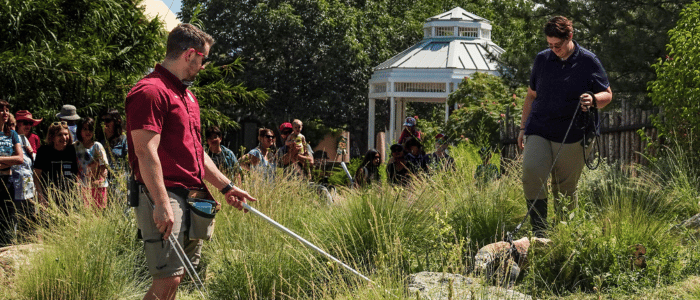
[517,16,612,237]
[126,24,257,299]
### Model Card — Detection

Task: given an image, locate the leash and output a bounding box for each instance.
[505,97,586,261]
[578,92,601,170]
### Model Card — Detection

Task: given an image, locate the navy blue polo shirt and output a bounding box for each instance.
[525,41,609,143]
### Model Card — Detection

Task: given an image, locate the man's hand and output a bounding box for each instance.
[225,186,257,212]
[153,202,175,240]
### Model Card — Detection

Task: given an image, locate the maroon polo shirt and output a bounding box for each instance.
[126,64,205,189]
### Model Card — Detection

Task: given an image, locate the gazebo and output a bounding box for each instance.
[367,7,504,150]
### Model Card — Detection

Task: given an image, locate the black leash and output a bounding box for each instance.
[578,92,601,170]
[506,96,588,262]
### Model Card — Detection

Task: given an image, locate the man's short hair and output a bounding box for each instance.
[205,126,222,139]
[166,23,215,60]
[544,16,573,39]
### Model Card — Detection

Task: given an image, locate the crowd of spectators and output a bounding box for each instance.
[0,102,130,246]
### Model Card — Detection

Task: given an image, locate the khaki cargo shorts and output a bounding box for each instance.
[135,186,203,279]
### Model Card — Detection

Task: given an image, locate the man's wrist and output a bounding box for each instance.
[220,182,234,195]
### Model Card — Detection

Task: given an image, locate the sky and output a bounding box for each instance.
[161,0,182,14]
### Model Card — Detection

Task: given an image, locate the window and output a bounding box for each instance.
[435,27,454,36]
[395,82,446,93]
[459,27,478,37]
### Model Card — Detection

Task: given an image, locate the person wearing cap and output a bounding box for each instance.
[277,121,314,177]
[398,116,422,145]
[56,104,81,142]
[429,133,455,171]
[386,143,409,186]
[15,110,42,157]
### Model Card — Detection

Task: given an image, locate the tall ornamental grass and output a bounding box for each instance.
[3,142,700,299]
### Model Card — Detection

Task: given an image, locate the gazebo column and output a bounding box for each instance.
[367,98,375,152]
[445,102,450,123]
[389,97,395,145]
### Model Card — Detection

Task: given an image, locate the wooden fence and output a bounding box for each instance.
[500,100,660,166]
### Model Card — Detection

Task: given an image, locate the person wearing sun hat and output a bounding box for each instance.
[56,104,81,142]
[398,116,422,145]
[15,110,43,156]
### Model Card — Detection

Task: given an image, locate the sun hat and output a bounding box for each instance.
[15,110,43,126]
[403,117,417,127]
[56,104,81,121]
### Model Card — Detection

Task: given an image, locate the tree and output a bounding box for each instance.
[648,2,700,152]
[0,0,166,119]
[180,0,544,152]
[446,72,525,148]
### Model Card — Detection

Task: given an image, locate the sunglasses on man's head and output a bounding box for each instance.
[52,121,67,126]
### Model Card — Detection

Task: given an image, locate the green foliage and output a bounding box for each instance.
[445,72,525,148]
[648,2,700,155]
[5,142,700,299]
[0,0,166,116]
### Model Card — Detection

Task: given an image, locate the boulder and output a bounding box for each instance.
[474,237,551,287]
[0,244,43,289]
[406,271,531,300]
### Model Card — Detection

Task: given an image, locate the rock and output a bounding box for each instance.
[0,244,43,290]
[406,271,531,300]
[680,212,700,229]
[474,237,551,287]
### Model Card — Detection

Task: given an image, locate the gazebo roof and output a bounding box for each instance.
[425,7,488,22]
[374,39,502,71]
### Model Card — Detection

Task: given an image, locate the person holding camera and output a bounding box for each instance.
[517,16,612,237]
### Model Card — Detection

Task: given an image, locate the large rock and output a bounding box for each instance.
[0,244,43,289]
[406,271,531,300]
[474,237,551,287]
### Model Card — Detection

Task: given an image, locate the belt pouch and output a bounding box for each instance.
[187,197,217,240]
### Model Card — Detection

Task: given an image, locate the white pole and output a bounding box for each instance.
[241,203,374,284]
[341,162,353,186]
[368,98,375,152]
[389,97,395,143]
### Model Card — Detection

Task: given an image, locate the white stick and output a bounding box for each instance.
[340,162,353,186]
[242,202,373,284]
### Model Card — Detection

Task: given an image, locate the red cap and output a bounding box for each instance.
[279,122,293,132]
[435,133,445,139]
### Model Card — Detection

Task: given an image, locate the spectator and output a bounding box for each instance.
[285,119,307,155]
[56,104,81,142]
[398,116,422,145]
[8,114,36,219]
[474,147,500,185]
[429,133,455,171]
[99,109,128,170]
[354,149,381,187]
[277,122,313,177]
[33,121,79,206]
[240,128,276,180]
[404,137,429,174]
[386,144,409,186]
[0,107,25,245]
[205,126,241,180]
[75,117,109,208]
[14,110,42,158]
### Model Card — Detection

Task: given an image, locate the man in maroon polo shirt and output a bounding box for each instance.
[126,24,256,300]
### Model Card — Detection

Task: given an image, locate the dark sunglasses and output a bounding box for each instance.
[263,135,275,139]
[102,118,114,123]
[18,120,33,126]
